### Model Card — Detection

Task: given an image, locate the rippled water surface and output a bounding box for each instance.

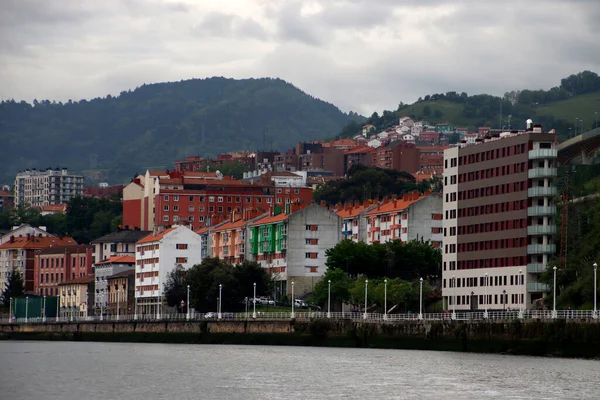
[1,341,599,399]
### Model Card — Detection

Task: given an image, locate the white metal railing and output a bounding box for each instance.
[2,310,598,325]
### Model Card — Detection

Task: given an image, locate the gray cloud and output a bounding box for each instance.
[0,0,597,116]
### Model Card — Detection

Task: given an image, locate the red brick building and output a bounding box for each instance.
[371,142,420,173]
[33,244,93,296]
[122,170,313,231]
[344,146,374,173]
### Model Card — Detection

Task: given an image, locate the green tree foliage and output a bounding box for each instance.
[185,258,272,313]
[311,268,353,309]
[2,272,25,304]
[325,239,441,280]
[0,196,122,244]
[314,165,424,205]
[0,78,361,185]
[163,264,187,309]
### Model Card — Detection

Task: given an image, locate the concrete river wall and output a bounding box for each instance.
[2,319,599,358]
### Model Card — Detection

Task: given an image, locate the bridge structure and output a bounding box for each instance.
[557,127,600,165]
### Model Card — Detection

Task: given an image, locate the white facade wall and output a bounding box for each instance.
[94,263,135,309]
[442,147,459,310]
[135,226,203,307]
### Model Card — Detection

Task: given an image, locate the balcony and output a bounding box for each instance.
[527,225,557,236]
[528,168,558,179]
[527,244,556,255]
[526,263,547,274]
[528,149,557,160]
[528,187,558,198]
[527,282,551,292]
[527,206,556,217]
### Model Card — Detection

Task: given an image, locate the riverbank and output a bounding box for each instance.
[2,319,599,358]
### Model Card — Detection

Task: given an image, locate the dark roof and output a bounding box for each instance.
[107,269,135,279]
[91,229,151,244]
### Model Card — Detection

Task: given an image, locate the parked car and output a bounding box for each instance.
[204,312,217,318]
[294,299,308,309]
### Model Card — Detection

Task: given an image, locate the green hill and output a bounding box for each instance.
[0,77,363,185]
[340,70,600,139]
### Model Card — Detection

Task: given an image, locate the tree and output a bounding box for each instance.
[312,268,353,310]
[422,105,431,116]
[2,271,25,304]
[325,240,389,277]
[163,264,187,309]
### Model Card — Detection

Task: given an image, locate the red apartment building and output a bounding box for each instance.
[33,244,93,296]
[371,142,420,173]
[123,170,313,231]
[344,146,374,173]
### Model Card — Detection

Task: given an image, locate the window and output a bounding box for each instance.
[294,189,300,194]
[176,257,188,263]
[246,197,251,203]
[209,196,215,202]
[306,225,318,231]
[267,198,272,203]
[257,198,262,203]
[218,196,224,202]
[227,207,232,213]
[163,205,169,211]
[173,205,179,211]
[176,244,188,250]
[306,239,318,245]
[227,197,232,202]
[199,216,205,222]
[276,188,282,194]
[188,206,194,212]
[174,195,179,201]
[163,216,169,222]
[164,195,169,201]
[189,196,194,201]
[189,216,194,222]
[209,206,215,212]
[174,216,180,222]
[236,197,241,203]
[199,206,205,212]
[218,207,223,213]
[305,252,318,259]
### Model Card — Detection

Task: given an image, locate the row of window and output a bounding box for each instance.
[39,271,82,283]
[163,191,302,203]
[447,293,524,306]
[458,162,528,184]
[457,181,527,201]
[445,274,524,288]
[40,257,86,268]
[444,256,528,270]
[446,219,529,237]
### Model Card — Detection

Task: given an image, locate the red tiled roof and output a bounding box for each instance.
[0,236,77,249]
[196,227,210,235]
[249,212,288,226]
[417,145,449,153]
[365,194,426,216]
[344,145,374,155]
[57,275,95,285]
[215,219,247,231]
[95,255,135,265]
[337,203,374,219]
[0,190,12,197]
[41,204,67,212]
[137,228,176,244]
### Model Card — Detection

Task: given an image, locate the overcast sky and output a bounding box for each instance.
[1,0,598,115]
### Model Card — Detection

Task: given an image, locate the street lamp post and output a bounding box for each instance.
[593,263,598,319]
[25,296,29,323]
[253,282,257,319]
[503,290,507,311]
[327,280,331,319]
[451,275,456,320]
[117,290,120,321]
[43,295,47,323]
[71,292,74,322]
[187,285,190,320]
[419,277,423,320]
[218,284,223,319]
[134,295,138,321]
[518,269,524,319]
[552,266,558,319]
[100,290,104,321]
[291,281,295,319]
[484,273,488,319]
[57,293,61,322]
[9,297,13,324]
[383,279,388,321]
[363,279,368,320]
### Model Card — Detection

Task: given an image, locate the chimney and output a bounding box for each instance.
[383,196,389,203]
[10,235,14,243]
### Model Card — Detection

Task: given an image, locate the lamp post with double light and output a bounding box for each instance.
[291,281,295,319]
[383,279,388,321]
[218,284,223,319]
[327,279,331,319]
[363,279,368,320]
[253,282,257,319]
[593,263,597,319]
[552,266,558,319]
[419,277,423,320]
[518,269,524,319]
[484,273,488,319]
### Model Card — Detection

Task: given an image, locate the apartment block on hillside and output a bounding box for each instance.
[14,168,83,207]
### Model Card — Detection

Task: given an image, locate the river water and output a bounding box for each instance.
[1,341,598,399]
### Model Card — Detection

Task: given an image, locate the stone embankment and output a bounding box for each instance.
[2,319,599,358]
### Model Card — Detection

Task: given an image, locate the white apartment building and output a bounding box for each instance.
[14,168,83,207]
[135,225,203,315]
[365,193,443,247]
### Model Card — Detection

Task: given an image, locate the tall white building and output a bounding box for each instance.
[135,225,203,315]
[14,168,84,207]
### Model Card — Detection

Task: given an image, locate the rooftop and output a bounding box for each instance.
[95,255,136,265]
[365,193,431,216]
[137,227,176,244]
[0,235,77,250]
[57,275,94,286]
[91,229,151,244]
[107,269,135,279]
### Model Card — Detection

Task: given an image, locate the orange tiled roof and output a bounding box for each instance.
[0,190,12,197]
[95,255,135,265]
[195,226,210,235]
[0,236,77,249]
[337,203,374,219]
[344,145,374,155]
[137,228,176,244]
[365,194,426,216]
[215,218,247,232]
[249,212,288,226]
[41,204,67,212]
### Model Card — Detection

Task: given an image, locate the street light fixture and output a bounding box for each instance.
[117,289,120,321]
[253,282,257,319]
[187,284,190,320]
[593,263,598,319]
[218,284,223,319]
[502,290,506,311]
[327,280,331,319]
[291,281,295,319]
[552,266,558,319]
[451,275,456,320]
[484,273,488,319]
[383,279,388,321]
[419,277,423,320]
[518,269,524,319]
[43,295,47,323]
[9,297,13,324]
[363,279,368,320]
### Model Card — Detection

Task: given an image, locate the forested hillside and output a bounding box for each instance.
[1,77,362,185]
[339,71,600,138]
